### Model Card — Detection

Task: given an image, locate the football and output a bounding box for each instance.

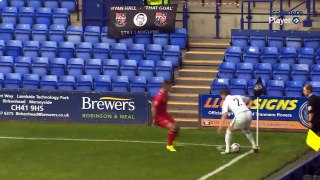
[231,143,240,153]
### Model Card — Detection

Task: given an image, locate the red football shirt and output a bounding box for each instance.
[153,90,168,116]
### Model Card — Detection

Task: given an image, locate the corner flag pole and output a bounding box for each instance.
[256,97,259,147]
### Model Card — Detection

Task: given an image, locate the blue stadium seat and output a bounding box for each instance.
[236,63,253,79]
[310,64,320,81]
[260,47,278,64]
[66,25,83,43]
[0,40,4,56]
[15,24,31,43]
[61,0,77,12]
[130,76,146,92]
[254,63,272,82]
[305,81,320,96]
[36,7,52,27]
[2,7,17,25]
[41,41,57,59]
[317,48,320,64]
[94,75,111,91]
[49,24,66,43]
[119,37,134,47]
[247,78,265,96]
[58,41,74,60]
[23,41,40,58]
[101,26,116,45]
[243,46,260,64]
[217,62,235,79]
[128,44,145,61]
[27,0,42,9]
[84,26,100,44]
[210,78,229,95]
[85,59,102,77]
[267,80,284,97]
[75,42,92,60]
[10,0,25,8]
[5,73,21,88]
[0,56,14,73]
[32,24,48,42]
[267,36,284,49]
[163,45,181,67]
[146,44,162,62]
[0,23,14,41]
[224,46,242,64]
[6,40,22,58]
[285,81,303,97]
[50,58,66,76]
[76,75,93,91]
[138,60,155,78]
[279,47,297,66]
[53,8,69,27]
[102,59,119,77]
[58,75,75,90]
[273,63,290,82]
[22,73,39,89]
[0,73,3,88]
[112,76,129,92]
[19,7,35,25]
[120,59,137,79]
[170,28,187,49]
[304,37,320,50]
[43,0,59,9]
[32,57,49,76]
[231,35,248,49]
[156,61,172,81]
[249,36,266,49]
[291,64,309,83]
[93,43,110,60]
[110,43,127,61]
[153,33,169,46]
[0,0,8,12]
[297,47,315,67]
[135,33,151,47]
[286,37,302,50]
[14,56,31,75]
[147,76,164,97]
[40,74,57,89]
[230,79,247,95]
[67,58,84,76]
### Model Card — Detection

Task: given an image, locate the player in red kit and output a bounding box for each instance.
[152,80,180,152]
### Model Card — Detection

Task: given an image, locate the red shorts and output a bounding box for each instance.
[156,114,176,128]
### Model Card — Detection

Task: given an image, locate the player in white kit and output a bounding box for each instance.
[219,89,259,154]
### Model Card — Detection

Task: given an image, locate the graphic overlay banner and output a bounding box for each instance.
[199,95,308,130]
[108,5,177,38]
[0,89,151,125]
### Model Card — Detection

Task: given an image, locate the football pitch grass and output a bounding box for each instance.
[0,121,310,180]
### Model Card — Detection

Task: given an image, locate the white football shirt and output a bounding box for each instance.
[222,95,250,115]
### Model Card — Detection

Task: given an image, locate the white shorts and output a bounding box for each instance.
[230,111,252,129]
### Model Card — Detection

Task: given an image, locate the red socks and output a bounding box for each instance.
[168,131,175,145]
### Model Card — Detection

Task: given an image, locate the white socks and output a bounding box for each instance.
[225,129,232,152]
[243,129,257,148]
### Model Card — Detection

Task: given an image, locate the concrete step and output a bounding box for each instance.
[176,118,199,127]
[188,42,230,49]
[169,93,199,101]
[184,50,225,60]
[168,110,198,118]
[168,101,198,110]
[178,68,218,77]
[174,77,213,86]
[182,59,222,67]
[172,85,210,93]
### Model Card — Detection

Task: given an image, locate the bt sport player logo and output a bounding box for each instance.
[133,13,148,27]
[115,13,127,27]
[155,12,168,27]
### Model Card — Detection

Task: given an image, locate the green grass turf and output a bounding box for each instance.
[0,121,310,180]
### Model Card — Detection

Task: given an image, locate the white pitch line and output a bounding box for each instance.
[198,150,253,180]
[0,136,251,148]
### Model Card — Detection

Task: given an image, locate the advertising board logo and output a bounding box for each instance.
[299,102,309,127]
[82,97,135,111]
[133,13,147,27]
[155,12,167,26]
[204,120,210,125]
[115,13,127,27]
[292,17,300,24]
